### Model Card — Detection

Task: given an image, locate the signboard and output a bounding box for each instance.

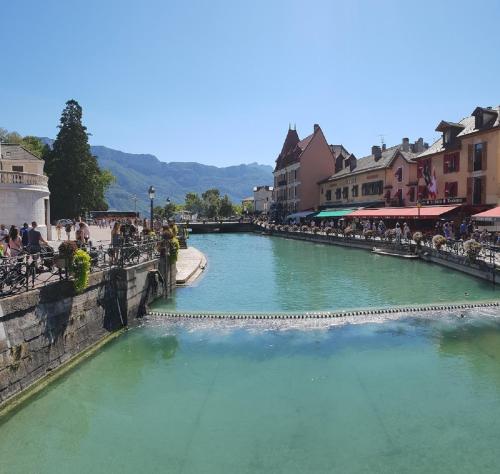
[420,197,466,206]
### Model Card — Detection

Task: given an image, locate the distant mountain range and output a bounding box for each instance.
[40,138,273,214]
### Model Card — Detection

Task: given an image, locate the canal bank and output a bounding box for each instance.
[258,226,500,284]
[0,254,175,408]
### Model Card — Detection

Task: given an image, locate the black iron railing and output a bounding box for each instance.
[0,238,162,299]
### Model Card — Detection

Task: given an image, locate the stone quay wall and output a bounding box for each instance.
[263,229,500,284]
[0,256,176,406]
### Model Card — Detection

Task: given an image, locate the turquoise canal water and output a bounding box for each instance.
[155,234,498,312]
[1,234,500,473]
[2,313,500,473]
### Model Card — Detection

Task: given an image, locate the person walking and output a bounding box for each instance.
[28,222,48,254]
[0,224,8,240]
[8,226,23,257]
[20,223,30,247]
[403,222,411,241]
[395,222,402,244]
[65,222,72,240]
[56,222,62,240]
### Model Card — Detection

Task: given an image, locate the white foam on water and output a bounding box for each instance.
[143,305,500,334]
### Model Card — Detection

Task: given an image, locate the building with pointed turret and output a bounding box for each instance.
[272,124,335,220]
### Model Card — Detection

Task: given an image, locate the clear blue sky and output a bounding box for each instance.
[1,0,499,167]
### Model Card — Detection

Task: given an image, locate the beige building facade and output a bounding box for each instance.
[415,106,500,210]
[319,138,427,209]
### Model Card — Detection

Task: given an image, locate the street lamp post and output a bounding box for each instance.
[148,185,155,230]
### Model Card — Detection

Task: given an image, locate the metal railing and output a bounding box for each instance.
[258,223,500,269]
[0,170,49,186]
[0,238,161,299]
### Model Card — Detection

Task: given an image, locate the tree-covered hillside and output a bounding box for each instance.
[40,139,273,214]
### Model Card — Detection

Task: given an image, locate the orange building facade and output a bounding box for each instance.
[415,106,500,211]
[272,124,334,219]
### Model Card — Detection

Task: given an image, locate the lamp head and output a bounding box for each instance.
[148,185,156,200]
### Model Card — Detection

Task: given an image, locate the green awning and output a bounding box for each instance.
[315,209,356,218]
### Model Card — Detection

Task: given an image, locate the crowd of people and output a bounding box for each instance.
[0,222,49,258]
[256,215,500,246]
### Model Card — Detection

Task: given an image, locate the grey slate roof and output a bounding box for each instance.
[418,105,500,158]
[0,143,42,161]
[330,144,350,158]
[321,145,418,183]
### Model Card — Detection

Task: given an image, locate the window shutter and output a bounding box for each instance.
[466,177,473,205]
[468,145,473,172]
[443,156,448,174]
[481,176,487,204]
[482,142,487,171]
[456,152,460,172]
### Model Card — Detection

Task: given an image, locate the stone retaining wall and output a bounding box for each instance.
[264,229,499,284]
[0,257,175,405]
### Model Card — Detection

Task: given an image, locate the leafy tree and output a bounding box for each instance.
[184,192,204,215]
[202,188,221,219]
[44,100,114,219]
[0,128,46,157]
[219,194,234,217]
[242,200,254,214]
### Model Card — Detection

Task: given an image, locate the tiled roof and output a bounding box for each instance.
[274,129,316,171]
[0,143,42,161]
[330,144,350,158]
[418,105,500,158]
[322,145,418,183]
[297,133,314,151]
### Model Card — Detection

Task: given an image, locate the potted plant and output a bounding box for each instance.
[56,241,78,269]
[463,239,482,263]
[432,234,447,250]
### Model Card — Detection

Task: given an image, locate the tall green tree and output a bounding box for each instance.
[219,194,234,217]
[44,100,114,219]
[202,188,221,219]
[184,192,204,215]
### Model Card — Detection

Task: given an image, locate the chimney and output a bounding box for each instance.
[413,137,424,153]
[371,145,382,161]
[313,124,320,133]
[401,137,410,152]
[349,154,357,171]
[382,143,387,151]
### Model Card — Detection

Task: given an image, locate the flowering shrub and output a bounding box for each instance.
[169,237,180,263]
[464,239,482,262]
[363,229,374,240]
[412,232,423,245]
[301,225,309,233]
[432,234,447,250]
[292,225,299,232]
[344,226,353,236]
[58,241,78,259]
[72,249,91,294]
[383,229,395,241]
[313,227,320,234]
[324,226,333,235]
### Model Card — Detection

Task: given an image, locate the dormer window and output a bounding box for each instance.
[472,107,498,130]
[435,121,465,148]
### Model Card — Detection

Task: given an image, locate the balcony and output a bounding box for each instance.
[0,170,49,187]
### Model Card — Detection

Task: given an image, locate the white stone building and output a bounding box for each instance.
[0,144,51,239]
[253,185,273,213]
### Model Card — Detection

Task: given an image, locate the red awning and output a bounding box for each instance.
[349,206,459,219]
[473,206,500,220]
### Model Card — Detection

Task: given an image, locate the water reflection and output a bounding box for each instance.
[438,318,500,388]
[154,234,498,313]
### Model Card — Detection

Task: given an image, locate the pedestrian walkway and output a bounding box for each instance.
[175,247,207,285]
